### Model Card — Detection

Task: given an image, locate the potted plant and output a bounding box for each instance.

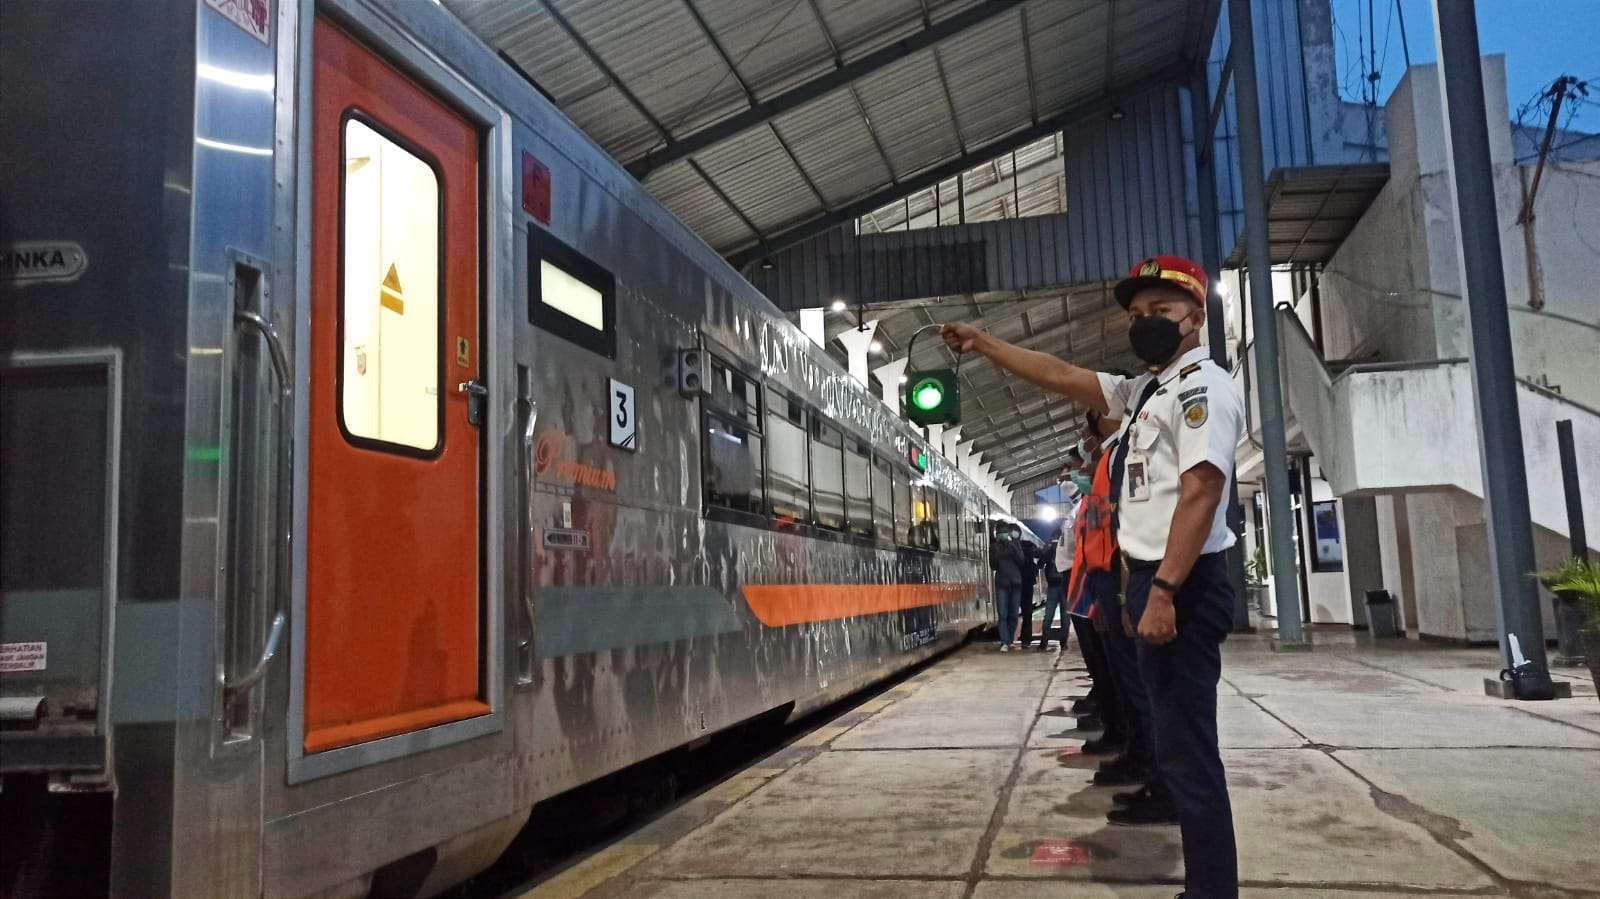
[1541,556,1600,703]
[1244,547,1269,615]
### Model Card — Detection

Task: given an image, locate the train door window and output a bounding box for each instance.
[940,493,956,555]
[871,453,894,544]
[340,117,441,452]
[809,418,845,531]
[765,386,809,524]
[528,229,617,359]
[892,462,912,546]
[844,438,873,538]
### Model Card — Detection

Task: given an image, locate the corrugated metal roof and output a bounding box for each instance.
[440,0,1206,258]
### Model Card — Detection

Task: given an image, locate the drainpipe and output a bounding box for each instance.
[1229,0,1308,648]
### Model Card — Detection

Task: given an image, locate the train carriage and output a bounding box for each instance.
[0,1,997,896]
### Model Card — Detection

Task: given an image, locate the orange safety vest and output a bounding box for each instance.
[1066,444,1118,612]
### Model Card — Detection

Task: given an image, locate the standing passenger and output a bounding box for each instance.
[990,524,1026,652]
[943,255,1243,899]
[1039,507,1074,652]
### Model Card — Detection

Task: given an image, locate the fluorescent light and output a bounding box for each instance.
[196,136,272,157]
[1038,505,1058,521]
[197,62,274,93]
[869,339,883,353]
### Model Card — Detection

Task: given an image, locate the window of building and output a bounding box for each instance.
[844,439,873,539]
[810,419,845,532]
[766,387,809,524]
[528,227,616,359]
[340,116,442,453]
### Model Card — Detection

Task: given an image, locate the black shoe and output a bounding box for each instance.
[1079,735,1123,754]
[1106,792,1180,826]
[1070,714,1103,732]
[1092,758,1149,786]
[1113,783,1167,806]
[1069,697,1098,715]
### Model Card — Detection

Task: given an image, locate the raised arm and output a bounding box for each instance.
[941,324,1108,413]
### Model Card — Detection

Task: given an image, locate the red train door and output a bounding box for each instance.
[304,19,486,753]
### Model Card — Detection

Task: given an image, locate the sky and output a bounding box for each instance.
[1327,0,1600,136]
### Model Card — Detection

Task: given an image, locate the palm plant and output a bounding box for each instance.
[1541,557,1600,629]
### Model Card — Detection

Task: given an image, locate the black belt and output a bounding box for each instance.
[1124,550,1225,573]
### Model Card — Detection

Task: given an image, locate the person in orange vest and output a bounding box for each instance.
[1068,409,1166,807]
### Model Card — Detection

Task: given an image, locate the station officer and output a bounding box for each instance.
[941,255,1243,899]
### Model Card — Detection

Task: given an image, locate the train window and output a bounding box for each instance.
[765,387,809,524]
[339,117,442,452]
[871,453,894,544]
[528,228,617,359]
[940,493,957,555]
[912,483,939,550]
[892,462,912,546]
[708,356,760,426]
[703,412,764,514]
[809,419,845,531]
[844,439,873,538]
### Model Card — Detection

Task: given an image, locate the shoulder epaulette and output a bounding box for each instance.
[1179,362,1203,380]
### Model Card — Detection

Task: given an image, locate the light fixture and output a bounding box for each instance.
[869,339,883,353]
[760,258,774,270]
[1038,505,1058,522]
[1216,280,1232,298]
[1109,106,1125,122]
[830,299,847,312]
[910,378,946,412]
[898,374,909,384]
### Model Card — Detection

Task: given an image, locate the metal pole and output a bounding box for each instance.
[1191,70,1253,633]
[1554,419,1588,665]
[1227,0,1307,647]
[1431,0,1547,673]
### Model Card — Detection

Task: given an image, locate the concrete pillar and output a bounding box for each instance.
[799,308,826,347]
[836,320,879,387]
[1340,496,1384,630]
[872,356,907,413]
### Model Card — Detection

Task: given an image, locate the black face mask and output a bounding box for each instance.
[1128,315,1186,367]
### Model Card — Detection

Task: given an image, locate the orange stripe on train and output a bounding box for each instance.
[740,583,979,627]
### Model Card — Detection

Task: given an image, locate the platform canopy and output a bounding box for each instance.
[443,0,1219,491]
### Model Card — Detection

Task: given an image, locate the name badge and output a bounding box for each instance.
[1125,452,1151,503]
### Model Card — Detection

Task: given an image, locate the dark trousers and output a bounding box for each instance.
[1070,615,1122,739]
[1018,580,1038,645]
[1095,581,1156,769]
[1126,552,1239,899]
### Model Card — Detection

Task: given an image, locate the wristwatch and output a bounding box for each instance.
[1152,576,1179,595]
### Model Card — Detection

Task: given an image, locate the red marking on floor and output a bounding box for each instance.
[1030,839,1091,867]
[1056,746,1083,759]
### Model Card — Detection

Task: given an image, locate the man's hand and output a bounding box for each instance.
[937,322,1108,411]
[940,323,983,354]
[1137,586,1178,644]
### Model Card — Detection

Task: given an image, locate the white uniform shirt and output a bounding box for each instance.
[1096,346,1243,563]
[1053,501,1078,570]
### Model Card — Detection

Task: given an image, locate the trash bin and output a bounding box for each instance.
[1364,589,1399,639]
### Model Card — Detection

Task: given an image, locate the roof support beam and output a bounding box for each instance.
[626,0,1025,180]
[539,0,766,243]
[681,0,830,211]
[726,66,1186,269]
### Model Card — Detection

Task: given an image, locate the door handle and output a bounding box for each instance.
[235,309,290,398]
[458,379,488,427]
[224,610,285,695]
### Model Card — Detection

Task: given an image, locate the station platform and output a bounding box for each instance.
[519,629,1599,899]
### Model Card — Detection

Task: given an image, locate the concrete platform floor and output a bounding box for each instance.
[518,630,1600,899]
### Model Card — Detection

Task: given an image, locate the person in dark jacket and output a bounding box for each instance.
[990,524,1026,651]
[1016,535,1042,649]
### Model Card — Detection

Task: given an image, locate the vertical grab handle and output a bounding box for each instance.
[516,365,537,684]
[222,266,290,701]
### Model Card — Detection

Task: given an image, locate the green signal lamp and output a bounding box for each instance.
[899,324,963,427]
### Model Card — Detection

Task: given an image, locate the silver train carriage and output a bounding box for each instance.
[0,1,998,895]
